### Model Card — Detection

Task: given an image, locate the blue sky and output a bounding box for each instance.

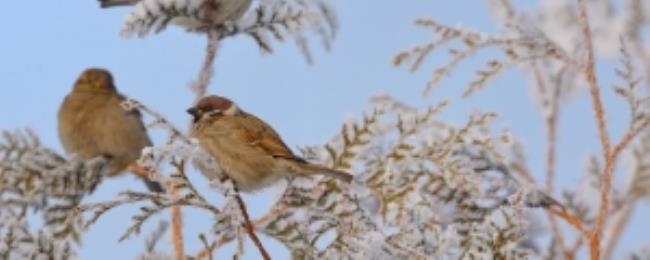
[1,0,648,259]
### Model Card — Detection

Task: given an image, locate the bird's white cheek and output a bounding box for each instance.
[224,104,240,116]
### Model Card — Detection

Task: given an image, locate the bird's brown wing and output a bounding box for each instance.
[104,95,164,192]
[237,113,307,163]
[91,95,152,169]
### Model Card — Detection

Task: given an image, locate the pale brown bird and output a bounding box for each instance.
[98,0,253,26]
[58,68,164,192]
[188,95,353,191]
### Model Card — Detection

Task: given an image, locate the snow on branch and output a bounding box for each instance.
[120,0,337,62]
[393,17,574,97]
[65,94,562,258]
[0,129,110,259]
[392,1,650,258]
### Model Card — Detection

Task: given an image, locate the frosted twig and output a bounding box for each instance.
[576,1,611,259]
[232,188,270,260]
[191,29,219,103]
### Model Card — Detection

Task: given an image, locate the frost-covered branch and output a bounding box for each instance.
[0,129,111,258]
[67,91,559,258]
[393,0,650,258]
[119,0,337,63]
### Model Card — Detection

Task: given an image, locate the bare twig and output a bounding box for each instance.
[575,6,650,258]
[576,1,612,258]
[192,29,220,103]
[612,120,650,162]
[603,204,635,259]
[126,164,185,259]
[232,189,270,260]
[128,165,151,180]
[549,206,589,237]
[196,198,289,258]
[169,179,185,260]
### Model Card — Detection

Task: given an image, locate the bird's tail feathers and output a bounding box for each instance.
[300,163,353,183]
[141,177,166,193]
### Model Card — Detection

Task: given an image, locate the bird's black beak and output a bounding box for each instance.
[187,107,200,123]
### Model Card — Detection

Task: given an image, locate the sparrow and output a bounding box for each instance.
[57,68,165,193]
[98,0,253,26]
[188,95,353,191]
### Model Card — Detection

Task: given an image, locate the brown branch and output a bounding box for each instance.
[576,0,612,162]
[603,203,635,259]
[169,180,185,260]
[601,117,648,257]
[129,164,185,259]
[612,120,650,162]
[189,0,220,102]
[549,205,591,260]
[127,164,151,180]
[598,119,650,258]
[549,206,590,237]
[576,1,613,259]
[232,190,271,260]
[196,199,288,258]
[193,29,220,103]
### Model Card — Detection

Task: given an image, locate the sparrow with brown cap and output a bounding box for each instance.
[188,95,353,191]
